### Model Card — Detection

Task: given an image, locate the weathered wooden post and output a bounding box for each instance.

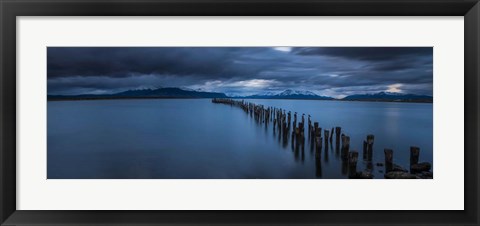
[366,135,374,161]
[341,134,350,159]
[267,107,272,122]
[324,129,330,150]
[308,115,311,134]
[330,127,334,143]
[287,111,291,128]
[335,127,342,143]
[363,140,368,160]
[299,122,304,138]
[384,149,393,173]
[315,135,322,157]
[362,134,374,161]
[291,130,295,150]
[348,151,359,178]
[268,108,271,123]
[268,107,271,121]
[309,127,315,152]
[271,107,274,121]
[301,139,305,162]
[264,106,266,122]
[410,146,420,171]
[323,137,329,162]
[282,119,288,147]
[318,127,322,139]
[277,110,282,130]
[335,127,342,157]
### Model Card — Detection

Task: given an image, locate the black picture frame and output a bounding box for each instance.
[1,0,479,225]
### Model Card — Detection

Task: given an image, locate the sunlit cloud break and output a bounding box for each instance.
[273,47,292,52]
[188,79,280,94]
[387,84,403,93]
[228,79,280,88]
[192,79,279,89]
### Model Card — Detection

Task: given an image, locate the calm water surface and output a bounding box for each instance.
[47,99,433,179]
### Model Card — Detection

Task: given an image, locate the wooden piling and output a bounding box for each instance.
[329,127,333,143]
[335,127,342,143]
[410,146,420,171]
[332,126,342,149]
[324,130,329,141]
[341,134,350,159]
[362,134,374,161]
[314,123,322,157]
[299,122,305,138]
[366,135,374,161]
[314,122,319,137]
[348,151,359,178]
[315,135,322,157]
[291,130,295,150]
[287,111,291,127]
[384,149,393,172]
[324,130,330,149]
[308,115,311,134]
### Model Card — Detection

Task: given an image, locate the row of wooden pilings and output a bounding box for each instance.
[212,98,433,179]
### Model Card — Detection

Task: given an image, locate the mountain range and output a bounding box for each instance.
[48,88,432,103]
[241,89,334,100]
[342,92,433,102]
[48,87,227,100]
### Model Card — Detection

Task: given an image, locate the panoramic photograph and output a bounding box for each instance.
[47,47,433,179]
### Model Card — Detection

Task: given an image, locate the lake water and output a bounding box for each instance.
[47,99,433,179]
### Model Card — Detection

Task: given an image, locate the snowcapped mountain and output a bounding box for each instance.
[277,89,318,96]
[242,89,334,100]
[254,91,278,96]
[372,91,407,96]
[343,92,432,102]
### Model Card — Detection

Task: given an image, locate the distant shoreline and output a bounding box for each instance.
[47,96,433,103]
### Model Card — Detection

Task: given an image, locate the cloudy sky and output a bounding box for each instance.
[47,47,433,98]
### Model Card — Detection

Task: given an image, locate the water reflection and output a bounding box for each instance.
[315,156,322,178]
[47,98,433,179]
[212,98,433,179]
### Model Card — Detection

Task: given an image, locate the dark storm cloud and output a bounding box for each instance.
[292,47,432,62]
[293,47,432,73]
[47,47,433,97]
[48,47,276,79]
